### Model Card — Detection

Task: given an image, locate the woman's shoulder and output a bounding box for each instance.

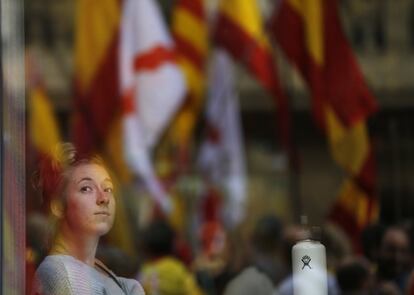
[36,255,88,278]
[34,255,146,295]
[33,255,74,294]
[34,255,103,295]
[36,255,72,279]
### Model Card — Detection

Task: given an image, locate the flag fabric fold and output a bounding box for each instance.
[169,0,208,154]
[27,51,62,159]
[198,49,247,227]
[73,0,121,155]
[119,0,187,212]
[213,0,293,159]
[270,0,378,250]
[29,89,61,159]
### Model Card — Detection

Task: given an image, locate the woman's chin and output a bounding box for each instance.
[91,223,113,236]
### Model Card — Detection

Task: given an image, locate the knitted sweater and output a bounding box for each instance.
[32,255,145,295]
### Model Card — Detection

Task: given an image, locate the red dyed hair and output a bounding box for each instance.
[33,143,106,211]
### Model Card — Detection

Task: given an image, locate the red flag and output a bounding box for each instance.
[169,0,208,154]
[214,0,294,160]
[270,0,378,250]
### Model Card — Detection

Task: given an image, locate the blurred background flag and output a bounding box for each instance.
[198,49,247,228]
[167,0,209,166]
[152,0,209,234]
[27,53,61,161]
[270,0,378,250]
[213,0,294,161]
[72,0,121,157]
[119,0,187,213]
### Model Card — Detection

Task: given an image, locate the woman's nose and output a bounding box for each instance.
[97,189,109,205]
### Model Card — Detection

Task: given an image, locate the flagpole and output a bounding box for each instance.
[389,119,402,223]
[405,118,414,221]
[266,0,302,224]
[286,92,302,224]
[290,165,302,224]
[0,1,3,291]
[277,38,301,223]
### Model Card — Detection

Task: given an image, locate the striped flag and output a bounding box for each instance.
[270,0,378,250]
[73,0,121,156]
[168,0,209,159]
[214,0,293,157]
[160,0,209,231]
[119,0,187,213]
[198,50,247,228]
[29,88,61,161]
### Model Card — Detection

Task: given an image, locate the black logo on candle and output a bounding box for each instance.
[301,255,312,269]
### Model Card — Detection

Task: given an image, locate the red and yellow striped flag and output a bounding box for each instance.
[168,0,208,164]
[270,0,378,250]
[73,0,134,255]
[29,88,61,160]
[214,0,293,158]
[73,0,121,155]
[26,51,61,158]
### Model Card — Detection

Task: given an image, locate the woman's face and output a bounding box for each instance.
[63,163,115,237]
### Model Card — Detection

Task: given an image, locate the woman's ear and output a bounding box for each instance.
[50,199,64,219]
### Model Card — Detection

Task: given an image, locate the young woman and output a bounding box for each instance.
[32,143,144,295]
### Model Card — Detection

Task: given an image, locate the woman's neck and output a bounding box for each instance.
[51,223,99,267]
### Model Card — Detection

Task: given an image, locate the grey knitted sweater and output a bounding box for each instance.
[32,255,145,295]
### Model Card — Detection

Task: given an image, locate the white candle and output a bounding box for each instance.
[292,239,328,295]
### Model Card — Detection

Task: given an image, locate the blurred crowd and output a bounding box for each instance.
[27,211,414,295]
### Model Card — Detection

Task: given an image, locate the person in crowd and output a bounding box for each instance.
[32,143,144,294]
[193,221,238,295]
[223,214,285,295]
[138,219,203,295]
[336,256,373,294]
[374,225,412,293]
[322,224,352,273]
[360,223,385,265]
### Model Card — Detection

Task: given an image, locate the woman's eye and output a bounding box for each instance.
[80,186,92,193]
[104,187,113,193]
